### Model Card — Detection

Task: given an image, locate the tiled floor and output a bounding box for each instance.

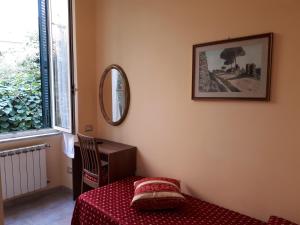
[4,187,75,225]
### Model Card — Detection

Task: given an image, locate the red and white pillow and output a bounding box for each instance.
[131,177,186,210]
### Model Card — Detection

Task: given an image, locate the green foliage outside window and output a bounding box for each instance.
[0,35,43,133]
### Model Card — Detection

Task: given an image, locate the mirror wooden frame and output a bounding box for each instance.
[99,64,130,126]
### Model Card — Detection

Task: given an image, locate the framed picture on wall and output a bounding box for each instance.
[192,33,273,100]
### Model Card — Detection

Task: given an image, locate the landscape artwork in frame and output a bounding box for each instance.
[192,33,273,100]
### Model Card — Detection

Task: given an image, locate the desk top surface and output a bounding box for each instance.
[74,138,136,155]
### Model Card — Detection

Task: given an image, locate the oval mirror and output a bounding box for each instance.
[99,64,130,126]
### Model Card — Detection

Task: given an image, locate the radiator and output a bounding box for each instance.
[0,144,50,200]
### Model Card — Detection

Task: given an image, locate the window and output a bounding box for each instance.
[0,0,74,135]
[49,0,74,133]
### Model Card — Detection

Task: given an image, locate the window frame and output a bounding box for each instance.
[0,0,75,138]
[39,0,51,129]
[48,0,75,134]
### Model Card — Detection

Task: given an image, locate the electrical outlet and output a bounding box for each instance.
[84,124,93,132]
[67,166,72,174]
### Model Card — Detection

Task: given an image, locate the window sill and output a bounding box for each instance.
[0,129,61,144]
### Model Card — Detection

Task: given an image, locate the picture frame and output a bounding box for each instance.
[192,33,273,100]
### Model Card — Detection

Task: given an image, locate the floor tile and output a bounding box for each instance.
[4,188,74,225]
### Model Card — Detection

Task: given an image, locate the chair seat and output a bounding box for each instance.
[83,166,108,187]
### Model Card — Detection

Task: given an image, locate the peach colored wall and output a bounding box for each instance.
[75,0,97,135]
[94,0,300,223]
[60,153,73,189]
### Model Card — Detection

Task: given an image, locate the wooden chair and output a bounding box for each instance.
[77,134,108,193]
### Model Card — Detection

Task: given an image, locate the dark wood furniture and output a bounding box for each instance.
[77,134,109,192]
[72,138,136,200]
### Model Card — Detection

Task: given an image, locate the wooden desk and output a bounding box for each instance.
[72,138,136,200]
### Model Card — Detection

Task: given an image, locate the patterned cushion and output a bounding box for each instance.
[83,166,109,185]
[131,177,186,210]
[267,216,298,225]
[83,172,98,183]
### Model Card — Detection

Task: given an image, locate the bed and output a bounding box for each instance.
[71,176,274,225]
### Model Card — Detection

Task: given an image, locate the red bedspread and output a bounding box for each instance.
[71,176,266,225]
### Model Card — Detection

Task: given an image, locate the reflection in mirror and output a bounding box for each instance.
[99,65,130,126]
[102,69,126,122]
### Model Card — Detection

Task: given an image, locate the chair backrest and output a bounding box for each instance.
[77,134,101,178]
